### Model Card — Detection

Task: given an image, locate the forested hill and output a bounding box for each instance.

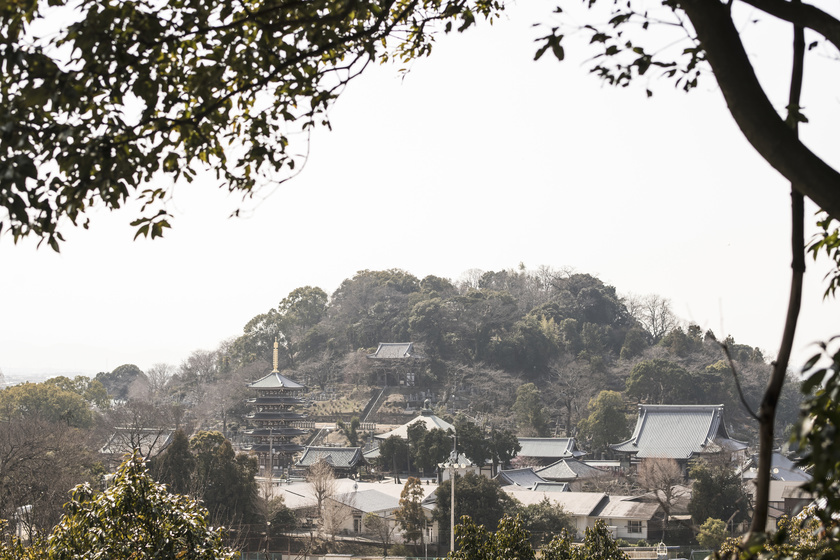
[216,266,800,447]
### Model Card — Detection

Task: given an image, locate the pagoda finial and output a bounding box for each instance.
[272,338,280,373]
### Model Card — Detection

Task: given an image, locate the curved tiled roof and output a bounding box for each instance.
[248,371,305,389]
[517,437,585,459]
[537,458,604,481]
[495,467,547,488]
[367,343,417,359]
[297,446,365,469]
[610,404,746,459]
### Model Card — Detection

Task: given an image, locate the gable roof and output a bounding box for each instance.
[495,467,547,488]
[296,447,365,469]
[537,458,605,481]
[248,371,305,390]
[593,496,661,520]
[367,343,417,359]
[330,489,400,514]
[610,404,746,460]
[518,437,585,459]
[502,489,608,516]
[100,428,174,457]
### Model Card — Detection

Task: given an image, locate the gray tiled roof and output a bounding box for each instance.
[531,482,570,492]
[296,447,365,469]
[367,343,416,359]
[331,489,400,514]
[740,452,811,483]
[100,428,174,457]
[248,371,305,389]
[495,467,547,487]
[593,496,661,520]
[517,437,584,459]
[537,458,604,481]
[610,404,746,459]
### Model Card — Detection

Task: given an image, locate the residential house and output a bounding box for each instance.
[324,487,438,544]
[502,488,660,542]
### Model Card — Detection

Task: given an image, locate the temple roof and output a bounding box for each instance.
[610,404,747,459]
[297,446,366,469]
[517,437,585,460]
[495,467,547,488]
[248,371,305,390]
[367,342,417,359]
[537,458,604,481]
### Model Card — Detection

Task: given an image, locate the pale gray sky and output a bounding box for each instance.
[1,1,838,378]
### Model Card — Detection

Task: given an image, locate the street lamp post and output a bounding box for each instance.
[438,435,466,554]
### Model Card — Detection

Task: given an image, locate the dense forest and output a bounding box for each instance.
[226,267,800,439]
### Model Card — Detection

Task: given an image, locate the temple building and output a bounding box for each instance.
[243,340,309,476]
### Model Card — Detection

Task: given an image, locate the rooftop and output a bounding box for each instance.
[518,437,585,459]
[248,371,305,390]
[610,404,747,460]
[367,342,418,360]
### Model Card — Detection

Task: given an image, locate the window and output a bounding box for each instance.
[627,520,643,534]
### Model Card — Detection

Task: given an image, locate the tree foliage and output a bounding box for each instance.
[687,457,749,527]
[44,453,234,559]
[434,472,514,545]
[449,516,626,560]
[0,381,94,428]
[512,383,550,437]
[395,477,426,545]
[576,390,629,454]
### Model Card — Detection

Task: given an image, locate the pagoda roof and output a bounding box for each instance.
[246,411,307,421]
[243,427,307,437]
[243,442,305,454]
[247,396,305,405]
[610,404,747,460]
[248,371,305,390]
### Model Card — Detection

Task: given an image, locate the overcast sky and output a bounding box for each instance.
[2,1,838,380]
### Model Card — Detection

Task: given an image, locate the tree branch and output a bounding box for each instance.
[747,2,806,535]
[679,0,840,221]
[737,0,840,52]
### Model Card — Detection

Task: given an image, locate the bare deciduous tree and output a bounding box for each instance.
[625,293,679,342]
[636,457,685,537]
[306,460,337,519]
[364,511,398,556]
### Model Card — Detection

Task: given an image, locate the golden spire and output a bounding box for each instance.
[272,338,280,373]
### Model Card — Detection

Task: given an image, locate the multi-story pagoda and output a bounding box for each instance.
[244,340,308,476]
